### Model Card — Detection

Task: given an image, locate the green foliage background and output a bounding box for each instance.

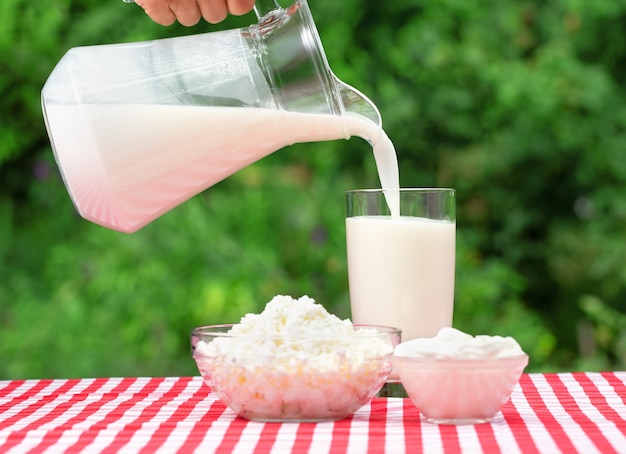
[2,0,626,379]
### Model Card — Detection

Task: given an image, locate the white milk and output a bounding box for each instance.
[346,215,456,342]
[43,104,399,232]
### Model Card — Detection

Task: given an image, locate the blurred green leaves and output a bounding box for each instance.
[2,0,626,378]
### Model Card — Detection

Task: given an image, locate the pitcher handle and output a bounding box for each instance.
[254,0,282,18]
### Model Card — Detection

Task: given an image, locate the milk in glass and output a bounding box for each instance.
[346,215,455,342]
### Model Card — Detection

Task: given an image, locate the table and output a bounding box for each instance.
[1,372,624,453]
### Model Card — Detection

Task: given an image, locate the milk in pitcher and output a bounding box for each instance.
[44,104,399,232]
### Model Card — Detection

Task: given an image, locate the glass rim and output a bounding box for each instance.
[191,323,402,339]
[392,353,529,366]
[346,188,455,194]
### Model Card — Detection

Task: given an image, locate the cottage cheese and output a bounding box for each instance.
[394,327,525,359]
[193,295,395,421]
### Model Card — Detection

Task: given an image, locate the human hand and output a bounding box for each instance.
[133,0,256,26]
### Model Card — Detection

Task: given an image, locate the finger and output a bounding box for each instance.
[197,0,229,24]
[226,0,255,16]
[135,0,177,26]
[169,0,202,26]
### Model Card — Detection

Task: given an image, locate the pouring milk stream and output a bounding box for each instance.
[42,0,400,232]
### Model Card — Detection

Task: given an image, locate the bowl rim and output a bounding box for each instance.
[191,323,402,339]
[392,352,529,366]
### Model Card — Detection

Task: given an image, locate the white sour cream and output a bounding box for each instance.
[394,327,525,359]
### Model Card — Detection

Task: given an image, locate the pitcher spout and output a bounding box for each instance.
[336,79,382,128]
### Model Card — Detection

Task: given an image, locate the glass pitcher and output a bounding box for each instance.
[41,0,382,233]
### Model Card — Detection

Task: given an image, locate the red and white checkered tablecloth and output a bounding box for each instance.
[0,372,624,453]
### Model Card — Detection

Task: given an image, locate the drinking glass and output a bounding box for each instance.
[345,188,456,396]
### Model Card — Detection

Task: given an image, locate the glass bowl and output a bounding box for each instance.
[393,354,529,424]
[191,324,401,422]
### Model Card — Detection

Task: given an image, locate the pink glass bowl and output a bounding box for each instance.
[393,354,529,424]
